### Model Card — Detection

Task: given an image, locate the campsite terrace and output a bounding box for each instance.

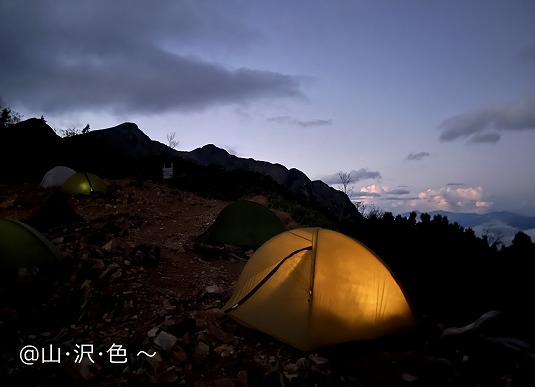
[1,179,534,386]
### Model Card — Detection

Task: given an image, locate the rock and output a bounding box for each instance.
[0,195,16,209]
[147,326,160,338]
[154,331,178,352]
[214,344,236,358]
[402,373,418,382]
[98,263,120,282]
[193,342,210,360]
[171,346,189,364]
[91,258,106,270]
[309,353,329,365]
[206,284,221,294]
[131,244,160,266]
[145,350,164,371]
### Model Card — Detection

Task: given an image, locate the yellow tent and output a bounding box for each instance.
[223,228,415,351]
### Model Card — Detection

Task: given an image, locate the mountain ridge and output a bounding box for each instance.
[1,119,360,223]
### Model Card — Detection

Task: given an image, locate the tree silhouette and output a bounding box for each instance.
[166,132,179,149]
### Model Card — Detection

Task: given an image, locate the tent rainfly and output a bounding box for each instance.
[223,227,415,351]
[0,218,63,268]
[196,200,285,248]
[61,172,107,195]
[40,166,77,188]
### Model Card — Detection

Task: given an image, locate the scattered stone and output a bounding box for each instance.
[309,353,329,365]
[145,350,164,371]
[206,284,221,294]
[147,326,160,338]
[0,195,17,209]
[402,372,418,382]
[154,331,178,352]
[171,346,189,364]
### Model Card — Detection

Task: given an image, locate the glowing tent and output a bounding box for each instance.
[0,218,63,268]
[223,228,415,351]
[196,200,285,248]
[39,166,77,188]
[61,172,107,195]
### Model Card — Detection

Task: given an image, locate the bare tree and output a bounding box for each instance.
[338,171,354,198]
[166,132,179,149]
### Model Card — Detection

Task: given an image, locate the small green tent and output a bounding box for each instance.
[0,218,63,268]
[61,172,107,195]
[196,200,285,248]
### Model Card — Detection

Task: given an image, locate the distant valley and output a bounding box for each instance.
[401,210,535,246]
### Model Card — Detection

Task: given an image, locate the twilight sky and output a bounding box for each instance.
[2,0,535,215]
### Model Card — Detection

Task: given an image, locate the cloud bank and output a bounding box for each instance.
[417,186,493,211]
[319,169,381,185]
[355,184,493,214]
[438,96,535,143]
[0,1,304,115]
[268,115,332,128]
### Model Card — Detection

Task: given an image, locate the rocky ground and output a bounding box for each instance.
[1,179,535,386]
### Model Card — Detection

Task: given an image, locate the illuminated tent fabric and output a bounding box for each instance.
[0,218,63,268]
[61,172,107,195]
[196,200,285,248]
[40,166,77,188]
[223,227,415,351]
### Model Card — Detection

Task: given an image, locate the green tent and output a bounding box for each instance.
[61,172,107,195]
[0,218,63,268]
[197,200,285,248]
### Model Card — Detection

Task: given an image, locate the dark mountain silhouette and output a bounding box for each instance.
[0,119,360,222]
[180,144,360,222]
[0,118,62,182]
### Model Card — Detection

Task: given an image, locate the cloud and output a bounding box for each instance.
[405,152,430,161]
[268,115,332,128]
[353,183,493,214]
[386,188,411,195]
[354,185,385,198]
[417,186,493,211]
[319,169,381,185]
[382,196,420,201]
[467,132,501,144]
[0,1,304,115]
[438,96,535,143]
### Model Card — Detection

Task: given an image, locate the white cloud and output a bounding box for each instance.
[356,184,494,214]
[417,186,493,212]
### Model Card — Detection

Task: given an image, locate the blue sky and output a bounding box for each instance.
[2,0,534,215]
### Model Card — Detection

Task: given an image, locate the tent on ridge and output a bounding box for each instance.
[61,172,107,195]
[223,227,415,351]
[0,218,63,268]
[40,166,77,188]
[196,200,285,249]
